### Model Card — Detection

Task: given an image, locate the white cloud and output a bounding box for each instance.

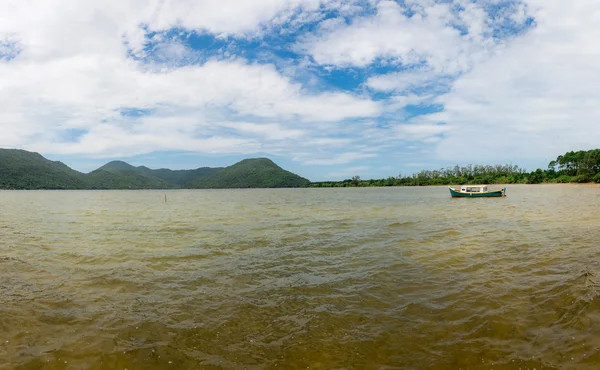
[304,152,377,165]
[295,137,354,148]
[395,123,451,141]
[150,0,334,38]
[297,0,504,71]
[384,94,436,111]
[3,0,600,179]
[367,67,437,92]
[264,91,381,121]
[327,165,371,178]
[0,0,350,60]
[432,0,600,165]
[217,121,305,141]
[0,0,381,159]
[31,122,260,158]
[366,66,454,94]
[298,0,531,132]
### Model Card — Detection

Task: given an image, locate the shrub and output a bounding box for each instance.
[555,175,572,183]
[571,174,591,183]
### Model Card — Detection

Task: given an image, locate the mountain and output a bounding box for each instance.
[84,169,174,189]
[0,149,310,189]
[146,167,221,187]
[99,158,310,188]
[97,161,222,187]
[187,158,311,188]
[0,149,87,189]
[96,160,138,173]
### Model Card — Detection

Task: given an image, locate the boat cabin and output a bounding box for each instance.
[460,185,487,193]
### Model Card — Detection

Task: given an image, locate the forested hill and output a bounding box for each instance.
[0,149,310,189]
[97,160,222,187]
[309,149,600,187]
[187,158,311,189]
[0,149,88,189]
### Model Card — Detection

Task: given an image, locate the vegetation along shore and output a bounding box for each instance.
[310,149,600,187]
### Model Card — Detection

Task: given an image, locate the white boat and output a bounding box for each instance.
[448,185,506,197]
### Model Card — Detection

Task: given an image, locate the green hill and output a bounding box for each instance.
[94,158,309,189]
[97,160,138,173]
[97,161,221,187]
[0,149,310,189]
[159,168,220,187]
[84,169,174,189]
[0,149,87,189]
[188,158,311,188]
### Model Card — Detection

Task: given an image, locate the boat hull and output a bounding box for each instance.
[449,187,506,198]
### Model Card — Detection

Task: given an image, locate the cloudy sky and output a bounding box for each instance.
[0,0,598,181]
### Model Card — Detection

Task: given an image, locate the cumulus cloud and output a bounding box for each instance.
[395,123,451,141]
[149,0,338,38]
[299,0,532,114]
[2,0,598,180]
[0,0,380,159]
[0,0,342,59]
[304,152,378,165]
[0,56,381,155]
[366,67,454,94]
[297,0,507,71]
[432,0,600,165]
[327,165,371,178]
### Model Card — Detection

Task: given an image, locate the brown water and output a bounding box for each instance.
[1,185,600,369]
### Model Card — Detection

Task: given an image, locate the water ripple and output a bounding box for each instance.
[2,186,600,369]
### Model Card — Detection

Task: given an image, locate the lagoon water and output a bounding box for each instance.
[2,185,600,369]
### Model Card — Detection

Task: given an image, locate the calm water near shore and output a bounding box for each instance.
[2,185,600,369]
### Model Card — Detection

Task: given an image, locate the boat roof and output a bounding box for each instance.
[461,185,487,187]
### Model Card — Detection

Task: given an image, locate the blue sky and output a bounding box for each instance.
[1,0,598,181]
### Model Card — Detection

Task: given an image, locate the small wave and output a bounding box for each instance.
[386,221,418,228]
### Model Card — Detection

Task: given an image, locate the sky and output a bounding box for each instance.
[0,0,598,181]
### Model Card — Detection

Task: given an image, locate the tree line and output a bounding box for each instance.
[307,149,600,187]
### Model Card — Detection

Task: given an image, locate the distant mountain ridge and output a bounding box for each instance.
[0,149,310,190]
[97,160,223,187]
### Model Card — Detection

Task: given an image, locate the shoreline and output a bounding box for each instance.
[305,182,600,189]
[4,183,600,191]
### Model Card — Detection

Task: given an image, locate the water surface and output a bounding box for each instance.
[1,185,600,369]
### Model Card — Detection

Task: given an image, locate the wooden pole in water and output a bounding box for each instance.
[165,194,167,203]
